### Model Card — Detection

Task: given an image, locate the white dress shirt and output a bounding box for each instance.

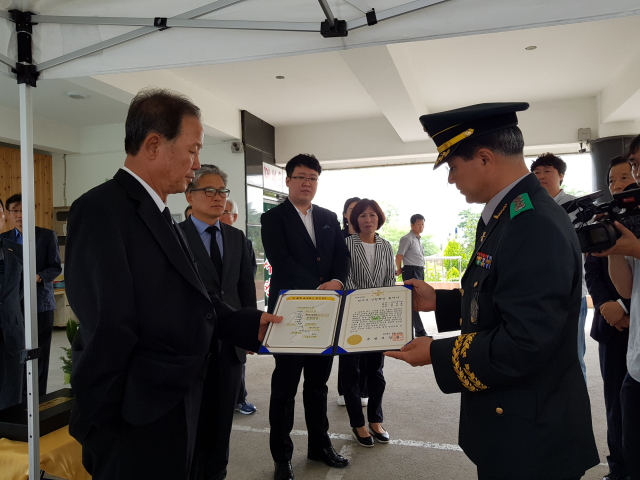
[122,167,167,212]
[293,203,316,247]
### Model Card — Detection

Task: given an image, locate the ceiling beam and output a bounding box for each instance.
[339,45,427,143]
[87,72,241,141]
[600,46,640,124]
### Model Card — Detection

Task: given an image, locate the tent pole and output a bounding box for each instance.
[19,81,41,480]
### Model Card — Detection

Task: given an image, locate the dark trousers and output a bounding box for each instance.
[477,470,583,480]
[269,354,333,463]
[82,400,190,480]
[402,265,427,336]
[598,331,629,476]
[337,355,368,397]
[191,349,242,480]
[237,364,247,404]
[0,329,23,410]
[340,352,385,428]
[621,373,640,480]
[21,309,55,402]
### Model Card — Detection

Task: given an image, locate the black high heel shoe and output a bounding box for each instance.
[368,423,390,444]
[352,427,375,448]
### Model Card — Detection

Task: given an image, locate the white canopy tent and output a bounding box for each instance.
[1,0,639,478]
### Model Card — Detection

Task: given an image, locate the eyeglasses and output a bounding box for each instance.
[8,209,22,214]
[221,210,232,215]
[289,176,319,184]
[191,187,230,198]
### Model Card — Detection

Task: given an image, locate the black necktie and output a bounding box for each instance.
[162,207,192,261]
[206,225,223,276]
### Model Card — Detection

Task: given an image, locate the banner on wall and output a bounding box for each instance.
[263,163,286,193]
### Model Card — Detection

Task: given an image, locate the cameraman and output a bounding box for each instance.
[531,153,589,383]
[585,155,633,480]
[594,133,640,480]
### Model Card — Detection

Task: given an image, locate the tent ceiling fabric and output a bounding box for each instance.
[1,0,639,80]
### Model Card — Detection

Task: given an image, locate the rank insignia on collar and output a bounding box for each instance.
[475,252,492,269]
[510,193,533,219]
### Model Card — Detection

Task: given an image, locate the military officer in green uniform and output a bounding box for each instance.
[386,103,600,480]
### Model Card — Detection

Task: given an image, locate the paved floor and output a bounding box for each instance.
[44,310,612,480]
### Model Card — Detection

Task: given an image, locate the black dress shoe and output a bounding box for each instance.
[307,445,350,468]
[368,423,390,444]
[274,461,294,480]
[352,427,375,448]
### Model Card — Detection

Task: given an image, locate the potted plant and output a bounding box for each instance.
[60,319,78,385]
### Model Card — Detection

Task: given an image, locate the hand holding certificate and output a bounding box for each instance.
[259,285,413,355]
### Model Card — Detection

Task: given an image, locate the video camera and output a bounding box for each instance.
[563,187,640,253]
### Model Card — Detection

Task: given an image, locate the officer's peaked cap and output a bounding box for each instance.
[419,102,529,170]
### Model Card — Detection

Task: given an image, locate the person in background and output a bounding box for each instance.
[181,165,258,480]
[343,199,394,448]
[585,155,634,480]
[396,214,428,337]
[2,193,62,398]
[219,197,258,416]
[185,205,193,219]
[596,133,640,480]
[0,198,25,411]
[261,154,351,480]
[221,198,257,279]
[337,196,369,408]
[531,153,589,383]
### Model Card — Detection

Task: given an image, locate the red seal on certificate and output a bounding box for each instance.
[392,332,404,342]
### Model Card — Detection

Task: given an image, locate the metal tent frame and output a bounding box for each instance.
[0,1,447,477]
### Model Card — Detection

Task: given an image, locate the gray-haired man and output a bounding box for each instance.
[181,165,258,480]
[220,197,258,416]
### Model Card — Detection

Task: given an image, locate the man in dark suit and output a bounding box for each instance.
[261,154,351,480]
[0,198,24,411]
[220,197,258,414]
[65,88,281,480]
[2,193,62,397]
[179,165,257,480]
[387,103,599,479]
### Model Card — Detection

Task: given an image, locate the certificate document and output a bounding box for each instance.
[338,286,413,353]
[259,286,413,355]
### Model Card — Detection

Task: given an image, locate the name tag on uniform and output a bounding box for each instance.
[476,252,492,270]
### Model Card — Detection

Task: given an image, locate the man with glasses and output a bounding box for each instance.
[181,165,258,480]
[2,193,62,399]
[262,154,351,480]
[219,197,258,418]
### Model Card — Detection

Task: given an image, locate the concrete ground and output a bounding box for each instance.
[45,310,612,480]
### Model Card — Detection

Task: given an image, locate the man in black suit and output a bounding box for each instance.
[220,197,258,415]
[65,88,281,480]
[261,154,351,480]
[2,193,62,397]
[179,165,257,480]
[0,198,24,411]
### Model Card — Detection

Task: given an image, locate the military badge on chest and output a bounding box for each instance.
[475,252,492,270]
[470,292,479,325]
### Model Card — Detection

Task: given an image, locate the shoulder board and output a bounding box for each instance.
[510,193,534,219]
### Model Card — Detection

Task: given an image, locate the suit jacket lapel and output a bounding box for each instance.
[353,235,374,287]
[183,217,220,285]
[114,169,209,299]
[283,199,316,250]
[220,223,232,285]
[372,235,384,286]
